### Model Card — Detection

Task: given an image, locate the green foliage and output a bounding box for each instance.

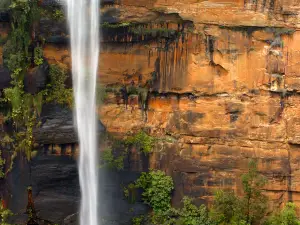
[123,183,136,204]
[127,85,138,96]
[264,203,300,225]
[34,46,43,66]
[132,215,145,225]
[40,7,65,21]
[210,190,241,224]
[172,197,212,225]
[241,160,267,225]
[53,9,64,21]
[135,170,174,213]
[3,0,41,70]
[101,148,125,171]
[43,65,73,107]
[0,0,45,169]
[0,151,5,178]
[127,161,274,225]
[0,202,13,225]
[209,160,267,225]
[126,131,155,154]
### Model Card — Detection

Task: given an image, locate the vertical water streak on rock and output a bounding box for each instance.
[65,0,100,225]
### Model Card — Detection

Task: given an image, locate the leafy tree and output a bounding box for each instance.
[241,160,267,225]
[175,197,212,225]
[264,203,300,225]
[210,190,241,224]
[210,160,267,225]
[135,170,174,213]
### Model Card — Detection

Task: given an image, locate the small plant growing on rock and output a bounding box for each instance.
[126,131,155,154]
[53,9,64,21]
[0,201,13,225]
[132,215,145,225]
[0,151,5,178]
[135,170,174,213]
[34,46,43,66]
[43,64,73,107]
[123,183,136,204]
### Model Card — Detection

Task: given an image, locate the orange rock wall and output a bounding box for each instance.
[96,0,300,211]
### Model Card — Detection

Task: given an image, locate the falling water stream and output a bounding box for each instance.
[65,0,100,225]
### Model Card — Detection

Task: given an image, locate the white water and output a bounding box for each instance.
[65,1,100,225]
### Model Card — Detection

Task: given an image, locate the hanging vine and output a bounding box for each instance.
[1,0,43,176]
[0,0,73,178]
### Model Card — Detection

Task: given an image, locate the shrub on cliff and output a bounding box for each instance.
[0,151,5,178]
[126,131,155,154]
[43,64,73,107]
[135,170,174,214]
[0,202,13,225]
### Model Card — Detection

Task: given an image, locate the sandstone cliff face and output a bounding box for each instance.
[1,0,300,222]
[97,0,300,213]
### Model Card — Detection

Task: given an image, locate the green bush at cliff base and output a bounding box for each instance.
[0,202,13,225]
[125,131,155,154]
[264,203,300,225]
[128,160,300,225]
[132,215,145,225]
[210,160,267,225]
[135,170,174,213]
[130,170,212,225]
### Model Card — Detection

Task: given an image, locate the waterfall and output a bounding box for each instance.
[65,0,100,225]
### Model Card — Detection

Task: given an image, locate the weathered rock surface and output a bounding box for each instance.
[33,104,77,144]
[33,103,106,145]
